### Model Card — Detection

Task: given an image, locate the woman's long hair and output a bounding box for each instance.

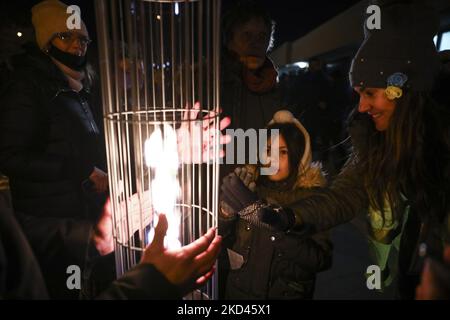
[359,86,450,225]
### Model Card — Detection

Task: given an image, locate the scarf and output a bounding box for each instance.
[242,57,277,94]
[52,57,85,92]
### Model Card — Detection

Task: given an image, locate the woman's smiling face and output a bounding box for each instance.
[354,87,397,131]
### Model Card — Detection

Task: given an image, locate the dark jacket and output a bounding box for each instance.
[0,189,48,299]
[0,190,180,300]
[290,112,450,299]
[221,162,332,300]
[0,43,107,299]
[0,43,104,220]
[219,51,289,182]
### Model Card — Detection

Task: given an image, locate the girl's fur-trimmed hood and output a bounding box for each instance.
[246,110,327,189]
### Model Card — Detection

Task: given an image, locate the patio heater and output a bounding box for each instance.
[94,0,221,299]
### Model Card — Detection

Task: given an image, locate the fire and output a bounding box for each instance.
[144,124,181,249]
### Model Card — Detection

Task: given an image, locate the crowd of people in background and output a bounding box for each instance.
[279,58,355,177]
[0,0,449,300]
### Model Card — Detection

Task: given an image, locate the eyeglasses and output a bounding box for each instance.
[54,32,92,47]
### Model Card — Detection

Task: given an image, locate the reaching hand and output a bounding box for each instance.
[416,245,450,300]
[141,214,222,295]
[234,167,256,192]
[89,167,109,193]
[219,168,257,219]
[220,173,259,214]
[92,198,114,256]
[177,102,231,164]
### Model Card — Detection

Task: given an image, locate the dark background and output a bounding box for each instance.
[1,0,360,50]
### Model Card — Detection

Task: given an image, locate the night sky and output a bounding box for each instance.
[1,0,361,49]
[224,0,361,47]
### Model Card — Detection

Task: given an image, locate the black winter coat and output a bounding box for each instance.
[0,189,48,299]
[0,44,107,299]
[220,51,285,131]
[0,44,104,220]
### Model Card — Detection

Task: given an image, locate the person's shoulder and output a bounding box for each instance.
[2,44,63,101]
[11,43,61,81]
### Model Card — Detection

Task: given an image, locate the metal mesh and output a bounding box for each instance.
[95,0,221,299]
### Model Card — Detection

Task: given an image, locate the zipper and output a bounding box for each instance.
[53,88,99,134]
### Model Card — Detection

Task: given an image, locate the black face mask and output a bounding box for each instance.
[48,44,87,71]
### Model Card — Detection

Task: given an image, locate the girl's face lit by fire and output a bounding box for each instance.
[265,134,290,182]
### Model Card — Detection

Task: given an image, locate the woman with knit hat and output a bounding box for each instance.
[220,110,332,299]
[0,0,111,299]
[221,0,450,299]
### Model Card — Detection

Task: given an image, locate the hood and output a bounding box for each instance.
[246,110,327,189]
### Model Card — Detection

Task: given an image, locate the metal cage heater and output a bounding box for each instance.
[95,0,221,299]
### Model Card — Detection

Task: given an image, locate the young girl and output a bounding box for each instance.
[219,110,332,299]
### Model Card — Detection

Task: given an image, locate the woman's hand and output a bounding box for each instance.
[89,167,108,193]
[416,245,450,300]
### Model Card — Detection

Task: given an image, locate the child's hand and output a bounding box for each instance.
[220,173,258,213]
[219,200,237,219]
[234,167,256,192]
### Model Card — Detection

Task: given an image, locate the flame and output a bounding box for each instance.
[144,124,181,249]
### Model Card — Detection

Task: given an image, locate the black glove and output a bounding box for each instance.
[259,206,296,231]
[220,173,259,214]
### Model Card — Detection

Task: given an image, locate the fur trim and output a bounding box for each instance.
[295,162,327,189]
[243,111,327,190]
[244,162,326,190]
[269,110,312,172]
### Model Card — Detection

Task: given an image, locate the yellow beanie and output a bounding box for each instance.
[31,0,89,50]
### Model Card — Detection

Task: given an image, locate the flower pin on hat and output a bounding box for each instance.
[385,72,408,100]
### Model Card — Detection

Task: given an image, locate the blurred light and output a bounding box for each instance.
[175,3,179,15]
[294,61,309,69]
[17,32,22,37]
[433,35,438,47]
[439,31,450,52]
[157,15,161,20]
